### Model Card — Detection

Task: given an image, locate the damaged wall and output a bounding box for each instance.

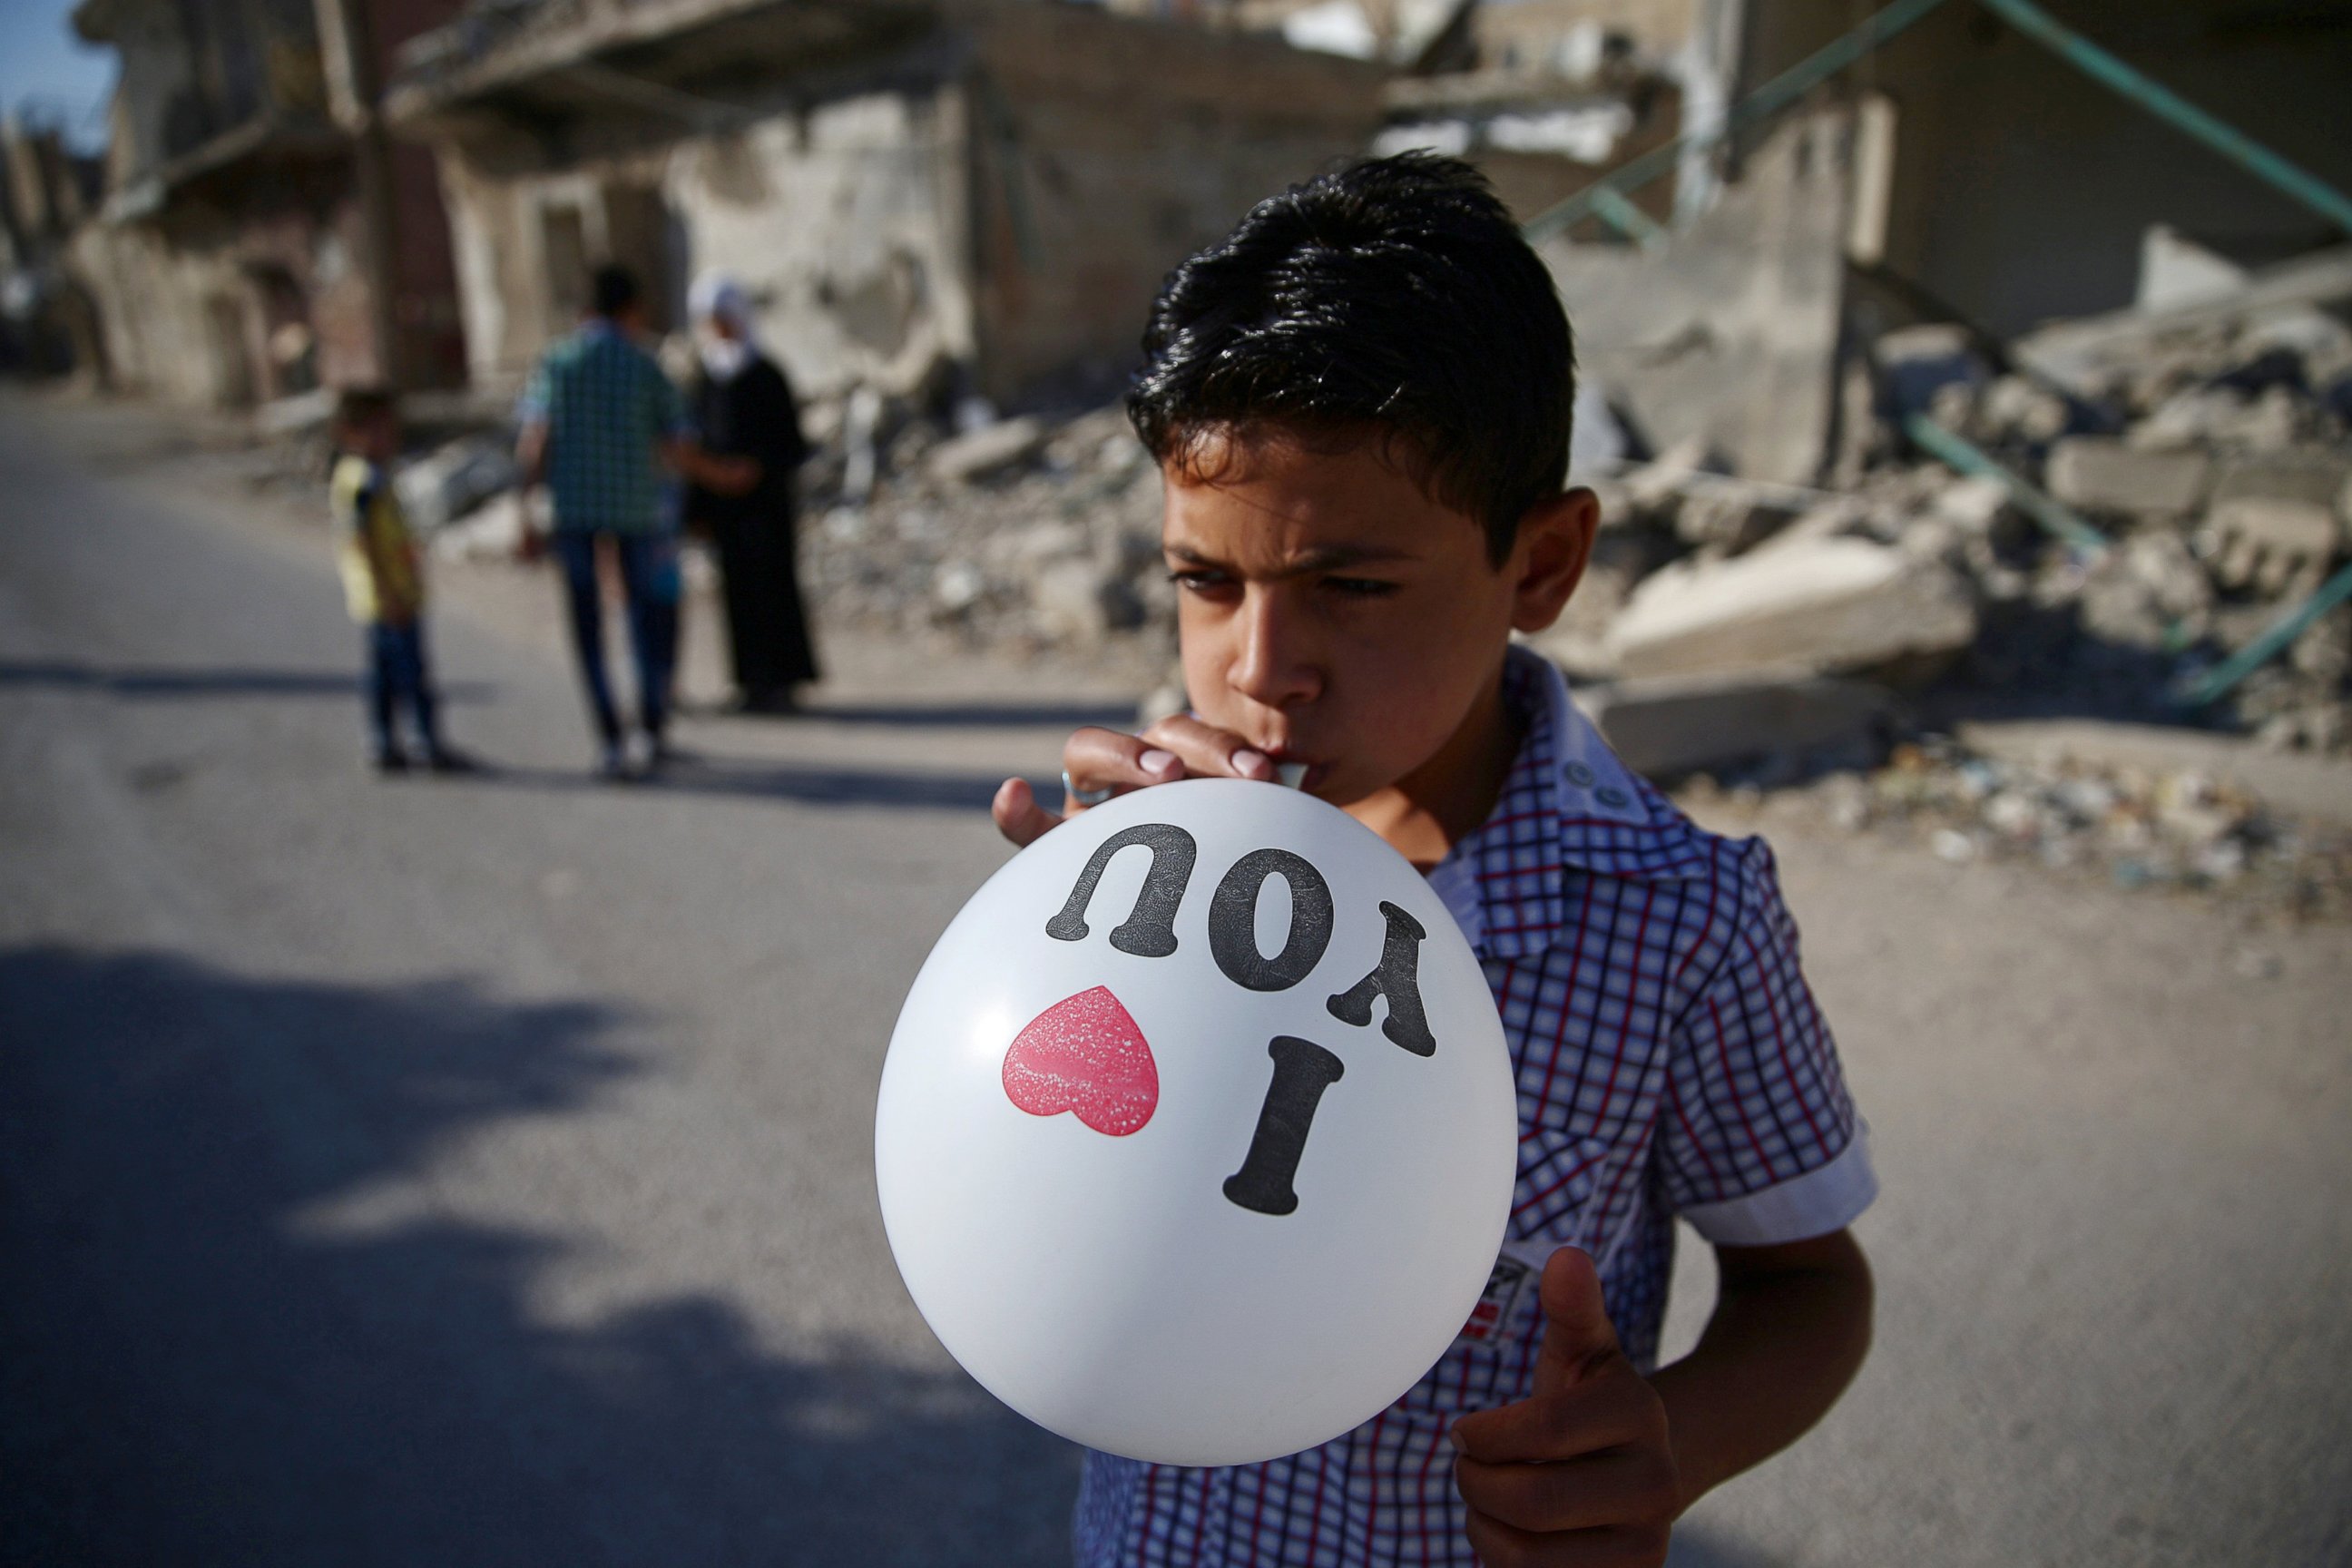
[407,0,1385,408]
[965,3,1387,402]
[433,84,971,399]
[1740,0,2352,337]
[1536,106,1857,485]
[71,164,388,405]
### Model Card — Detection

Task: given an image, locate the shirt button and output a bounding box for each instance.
[1563,762,1597,787]
[1596,785,1631,808]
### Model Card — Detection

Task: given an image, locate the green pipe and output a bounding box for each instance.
[2176,557,2352,709]
[1523,0,1957,242]
[1976,0,2352,236]
[1590,185,1668,250]
[1902,414,2111,558]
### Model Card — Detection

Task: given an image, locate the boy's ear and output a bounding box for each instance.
[1507,487,1601,635]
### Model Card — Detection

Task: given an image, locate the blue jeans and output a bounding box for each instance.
[366,620,440,756]
[552,531,679,747]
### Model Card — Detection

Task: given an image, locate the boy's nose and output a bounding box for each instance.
[1228,589,1321,710]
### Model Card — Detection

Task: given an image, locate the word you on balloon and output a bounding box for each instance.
[1006,820,1440,1220]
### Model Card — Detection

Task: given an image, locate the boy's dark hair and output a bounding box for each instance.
[333,385,397,443]
[1128,152,1573,565]
[591,264,641,318]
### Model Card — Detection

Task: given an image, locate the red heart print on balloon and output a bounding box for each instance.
[1003,985,1159,1136]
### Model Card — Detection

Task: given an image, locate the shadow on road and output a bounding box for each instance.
[0,946,1075,1566]
[0,659,495,705]
[789,701,1137,731]
[1665,1524,1784,1566]
[432,756,1058,814]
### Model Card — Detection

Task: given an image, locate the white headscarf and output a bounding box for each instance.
[687,270,760,383]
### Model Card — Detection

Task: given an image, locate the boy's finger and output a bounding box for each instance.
[1530,1248,1622,1398]
[1464,1510,1665,1568]
[1137,713,1278,781]
[1455,1448,1677,1534]
[992,778,1063,847]
[1449,1373,1655,1465]
[1061,727,1186,801]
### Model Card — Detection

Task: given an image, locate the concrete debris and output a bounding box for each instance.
[1579,672,1890,779]
[2205,498,2342,596]
[1607,536,1977,683]
[799,396,1171,662]
[1874,324,1991,421]
[397,435,523,534]
[1759,734,2352,923]
[925,416,1048,486]
[2044,437,2210,518]
[344,213,2334,779]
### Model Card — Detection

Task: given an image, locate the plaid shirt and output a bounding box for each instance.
[1073,646,1876,1566]
[518,320,689,534]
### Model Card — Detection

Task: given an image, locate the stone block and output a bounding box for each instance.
[2044,437,2210,517]
[2207,497,2343,595]
[1607,536,1978,681]
[1577,671,1893,779]
[396,435,521,532]
[926,416,1046,485]
[1030,558,1132,640]
[2209,451,2352,510]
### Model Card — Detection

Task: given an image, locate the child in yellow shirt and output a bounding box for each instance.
[331,388,470,774]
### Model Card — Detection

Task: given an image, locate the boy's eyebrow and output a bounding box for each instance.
[1164,542,1418,574]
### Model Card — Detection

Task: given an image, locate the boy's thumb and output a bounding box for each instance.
[1531,1246,1621,1397]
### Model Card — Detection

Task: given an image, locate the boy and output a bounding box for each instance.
[330,388,469,775]
[993,154,1876,1567]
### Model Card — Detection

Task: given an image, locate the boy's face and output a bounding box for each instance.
[1161,430,1593,818]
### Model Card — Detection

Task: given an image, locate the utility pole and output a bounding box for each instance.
[313,0,405,389]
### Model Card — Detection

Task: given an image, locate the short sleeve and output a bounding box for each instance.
[516,360,550,426]
[1656,838,1875,1246]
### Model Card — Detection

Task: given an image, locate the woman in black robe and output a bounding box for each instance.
[685,273,818,712]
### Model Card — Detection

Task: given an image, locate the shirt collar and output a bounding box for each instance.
[1430,645,1715,958]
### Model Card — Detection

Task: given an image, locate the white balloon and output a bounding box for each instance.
[876,779,1517,1466]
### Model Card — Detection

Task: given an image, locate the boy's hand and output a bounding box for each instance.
[990,714,1281,848]
[1451,1249,1681,1567]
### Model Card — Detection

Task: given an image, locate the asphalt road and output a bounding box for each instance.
[4,392,2348,1567]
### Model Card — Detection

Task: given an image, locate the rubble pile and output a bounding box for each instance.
[799,405,1175,662]
[1752,737,2352,924]
[1544,289,2352,755]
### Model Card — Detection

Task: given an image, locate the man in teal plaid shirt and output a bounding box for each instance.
[518,265,751,778]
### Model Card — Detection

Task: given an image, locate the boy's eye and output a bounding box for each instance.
[1169,569,1236,595]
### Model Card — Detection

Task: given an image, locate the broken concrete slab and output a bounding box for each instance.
[396,436,522,533]
[2044,437,2210,517]
[1576,670,1892,779]
[926,416,1048,485]
[2209,451,2352,510]
[1031,557,1140,641]
[2207,497,2344,595]
[1607,535,1978,682]
[2014,244,2352,396]
[1954,716,2352,828]
[1534,111,1857,486]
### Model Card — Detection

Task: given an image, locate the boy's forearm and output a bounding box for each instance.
[1647,1230,1873,1511]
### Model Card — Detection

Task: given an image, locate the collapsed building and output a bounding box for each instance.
[383,0,1388,409]
[67,0,471,406]
[0,114,109,379]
